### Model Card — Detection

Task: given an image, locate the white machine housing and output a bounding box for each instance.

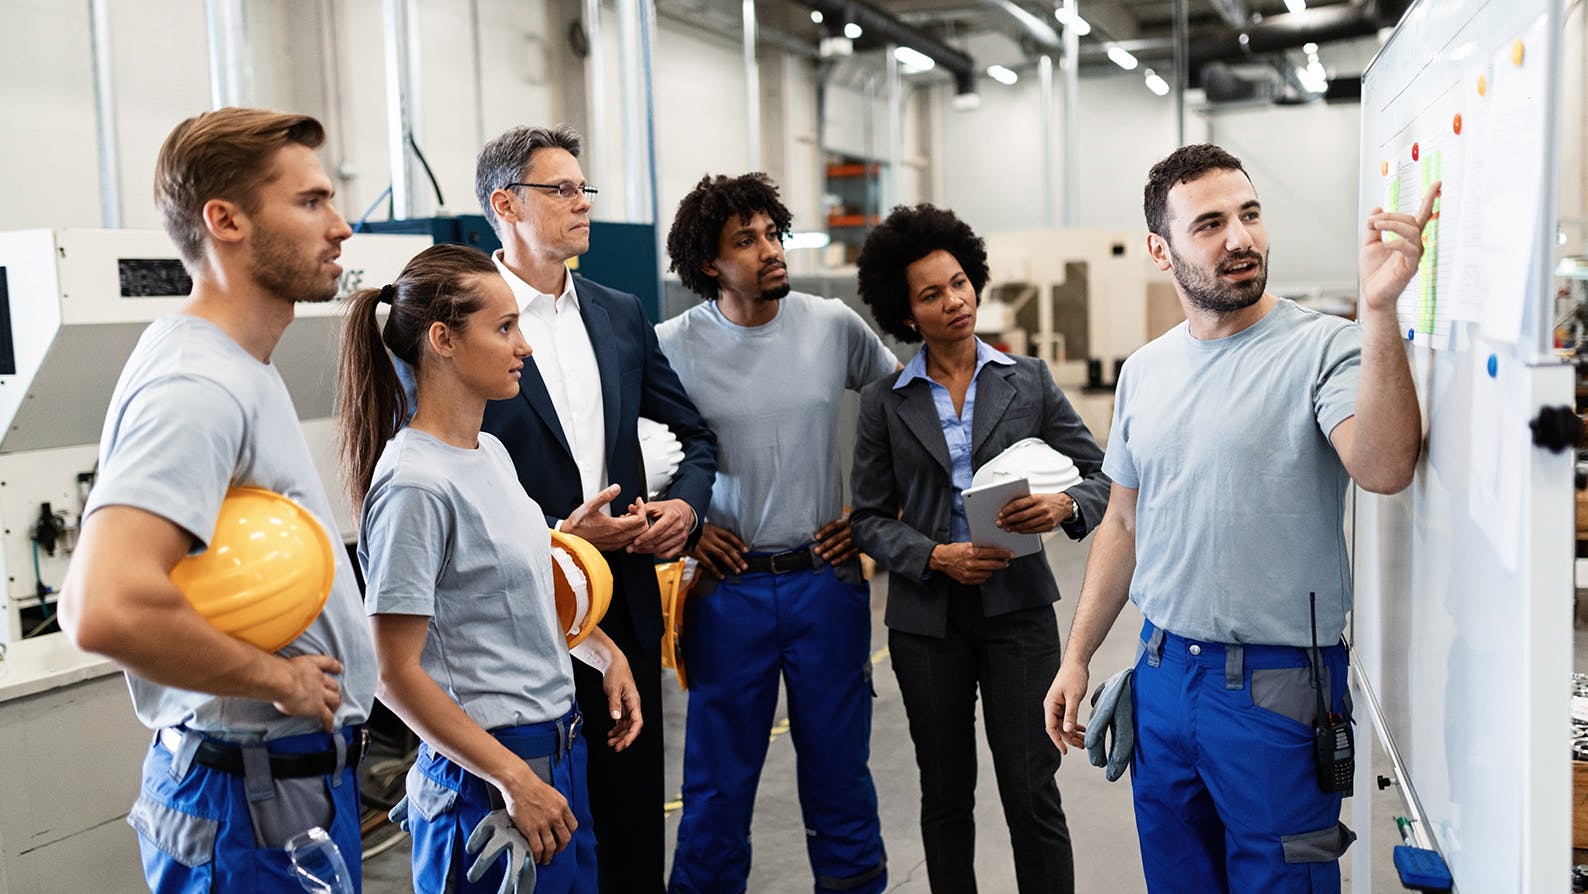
[0,228,432,642]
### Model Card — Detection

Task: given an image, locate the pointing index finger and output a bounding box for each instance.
[1415,180,1442,229]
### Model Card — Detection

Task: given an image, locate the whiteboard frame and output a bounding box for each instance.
[1354,0,1572,891]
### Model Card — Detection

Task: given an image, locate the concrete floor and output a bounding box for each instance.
[364,533,1409,892]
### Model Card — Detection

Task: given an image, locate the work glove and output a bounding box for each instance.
[1085,667,1135,782]
[465,809,537,894]
[387,796,411,833]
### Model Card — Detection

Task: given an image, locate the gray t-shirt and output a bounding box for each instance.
[656,291,897,551]
[86,315,377,740]
[1104,299,1362,647]
[360,428,575,730]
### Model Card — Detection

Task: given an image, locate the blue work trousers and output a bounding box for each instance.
[129,727,364,893]
[1130,619,1357,893]
[406,706,596,894]
[669,561,886,894]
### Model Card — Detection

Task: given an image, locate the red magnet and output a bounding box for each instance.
[1411,143,1420,161]
[1452,113,1462,135]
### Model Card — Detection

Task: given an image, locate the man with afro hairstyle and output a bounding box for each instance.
[657,172,897,894]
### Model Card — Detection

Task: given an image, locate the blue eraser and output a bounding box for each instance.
[1393,845,1453,891]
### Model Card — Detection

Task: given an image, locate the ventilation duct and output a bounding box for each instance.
[794,0,978,101]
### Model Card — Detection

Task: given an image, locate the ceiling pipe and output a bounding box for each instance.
[1076,2,1409,72]
[978,0,1061,50]
[793,0,978,100]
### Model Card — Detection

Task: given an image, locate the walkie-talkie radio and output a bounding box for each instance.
[1309,592,1355,794]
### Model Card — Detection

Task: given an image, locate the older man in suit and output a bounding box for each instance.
[849,204,1110,894]
[475,123,716,894]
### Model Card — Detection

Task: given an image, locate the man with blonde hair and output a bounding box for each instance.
[60,107,376,890]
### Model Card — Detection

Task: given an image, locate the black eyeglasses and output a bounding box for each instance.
[503,181,599,201]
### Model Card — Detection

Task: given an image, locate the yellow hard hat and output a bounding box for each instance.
[550,530,612,649]
[171,486,335,653]
[655,558,691,690]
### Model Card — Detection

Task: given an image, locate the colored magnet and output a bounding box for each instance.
[1452,113,1462,135]
[1407,328,1416,341]
[1512,39,1525,65]
[1381,161,1389,176]
[1487,354,1498,378]
[1411,143,1420,161]
[1477,74,1488,96]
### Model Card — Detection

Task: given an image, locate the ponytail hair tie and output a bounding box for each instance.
[378,283,396,305]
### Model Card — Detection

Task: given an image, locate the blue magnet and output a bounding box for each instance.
[1486,354,1497,378]
[1407,328,1415,340]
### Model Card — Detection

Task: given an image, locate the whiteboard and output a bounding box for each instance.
[1353,1,1573,892]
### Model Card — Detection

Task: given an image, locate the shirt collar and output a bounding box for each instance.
[493,250,579,314]
[893,338,1014,390]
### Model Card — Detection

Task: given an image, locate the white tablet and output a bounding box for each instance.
[961,476,1044,558]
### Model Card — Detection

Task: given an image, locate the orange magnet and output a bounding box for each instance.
[1411,143,1419,162]
[1511,39,1525,65]
[1477,73,1487,96]
[1452,113,1462,135]
[1380,160,1389,176]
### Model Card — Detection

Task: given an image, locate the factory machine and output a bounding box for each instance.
[978,228,1180,442]
[0,227,433,644]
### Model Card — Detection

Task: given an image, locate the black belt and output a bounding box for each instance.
[162,726,368,779]
[742,548,818,575]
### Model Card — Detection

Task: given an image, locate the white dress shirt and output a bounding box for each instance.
[494,253,610,512]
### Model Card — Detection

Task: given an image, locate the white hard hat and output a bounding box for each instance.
[637,417,684,499]
[972,438,1083,493]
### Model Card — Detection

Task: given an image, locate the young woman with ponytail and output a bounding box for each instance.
[336,242,640,894]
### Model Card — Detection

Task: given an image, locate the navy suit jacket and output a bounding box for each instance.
[849,354,1110,638]
[481,275,717,648]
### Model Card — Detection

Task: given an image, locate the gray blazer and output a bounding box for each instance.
[850,354,1110,638]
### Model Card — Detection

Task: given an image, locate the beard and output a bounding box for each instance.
[1170,245,1268,314]
[759,281,791,302]
[250,224,339,304]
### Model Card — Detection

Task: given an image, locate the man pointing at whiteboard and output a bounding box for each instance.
[1044,144,1437,894]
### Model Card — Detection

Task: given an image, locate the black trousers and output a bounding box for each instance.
[573,606,665,894]
[888,591,1074,894]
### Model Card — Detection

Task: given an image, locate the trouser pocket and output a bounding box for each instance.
[245,775,335,848]
[128,790,219,869]
[1281,821,1356,863]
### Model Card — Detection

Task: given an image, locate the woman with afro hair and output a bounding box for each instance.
[848,204,1110,893]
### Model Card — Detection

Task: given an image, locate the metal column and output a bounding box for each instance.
[470,0,486,148]
[743,0,761,171]
[88,0,121,229]
[583,0,607,207]
[1173,0,1189,146]
[1061,0,1079,226]
[616,0,659,225]
[205,0,249,109]
[885,45,903,213]
[382,0,417,219]
[1039,54,1056,228]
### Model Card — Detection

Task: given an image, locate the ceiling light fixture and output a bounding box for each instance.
[843,21,862,40]
[894,45,936,73]
[1053,8,1092,36]
[1144,69,1169,96]
[987,64,1019,85]
[1107,46,1139,71]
